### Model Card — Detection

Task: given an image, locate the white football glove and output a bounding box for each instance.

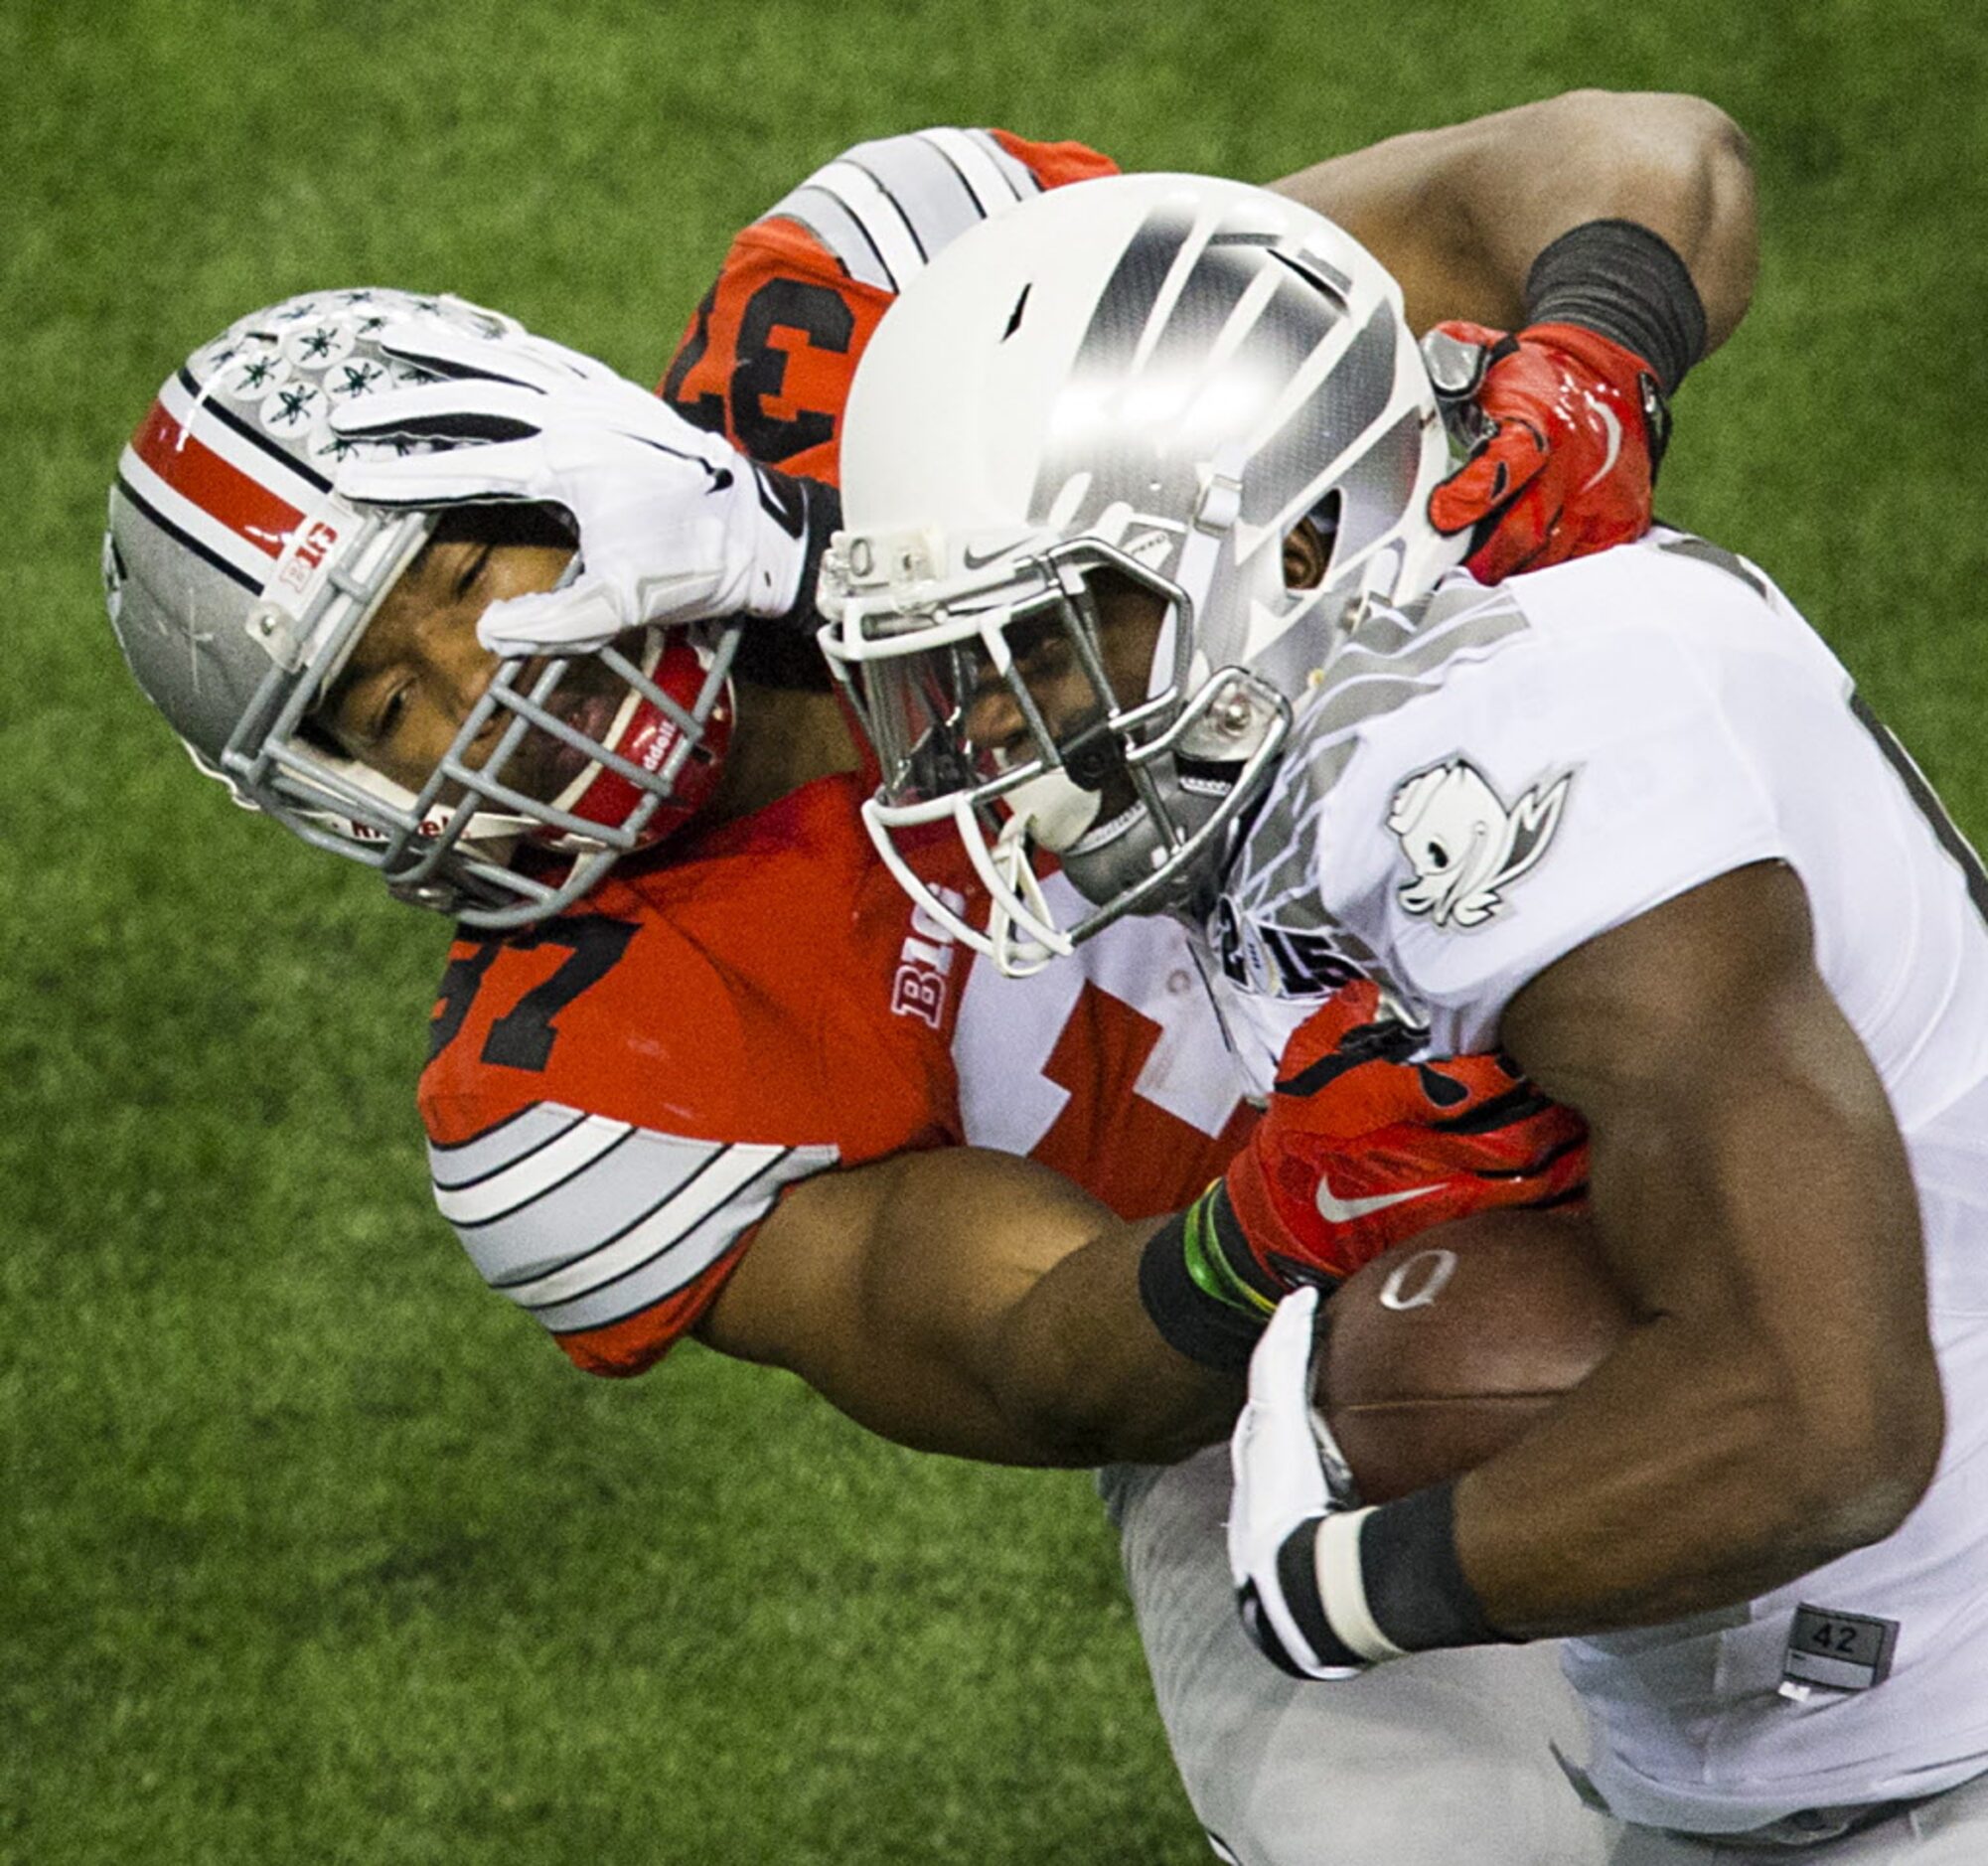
[1228,1285,1370,1680]
[329,320,811,657]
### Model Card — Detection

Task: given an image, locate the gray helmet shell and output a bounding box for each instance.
[106,289,737,925]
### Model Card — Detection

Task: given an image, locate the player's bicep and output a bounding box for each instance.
[1268,131,1504,336]
[1268,90,1755,342]
[1501,862,1865,1146]
[1500,863,1929,1367]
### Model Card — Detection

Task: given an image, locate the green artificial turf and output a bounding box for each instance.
[7,1,1986,1859]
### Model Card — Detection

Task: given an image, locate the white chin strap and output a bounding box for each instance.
[984,767,1106,976]
[1002,766,1103,854]
[986,810,1064,978]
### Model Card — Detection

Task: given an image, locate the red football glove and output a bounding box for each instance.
[1423,319,1664,584]
[1222,982,1590,1284]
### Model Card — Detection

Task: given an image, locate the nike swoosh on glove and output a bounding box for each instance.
[1222,980,1590,1284]
[1422,319,1664,585]
[329,319,811,655]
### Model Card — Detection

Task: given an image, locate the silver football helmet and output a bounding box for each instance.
[819,174,1463,973]
[104,288,736,927]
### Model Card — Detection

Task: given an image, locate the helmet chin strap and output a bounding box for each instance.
[1002,765,1105,854]
[987,762,1154,977]
[986,809,1062,978]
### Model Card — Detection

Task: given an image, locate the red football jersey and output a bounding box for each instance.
[421,774,1255,1374]
[417,128,1256,1378]
[657,127,1119,482]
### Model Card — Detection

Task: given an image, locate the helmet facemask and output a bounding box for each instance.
[237,596,738,926]
[826,532,1291,975]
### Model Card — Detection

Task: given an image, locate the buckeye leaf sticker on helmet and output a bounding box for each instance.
[105,287,739,926]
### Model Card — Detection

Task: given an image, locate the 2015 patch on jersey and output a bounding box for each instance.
[1388,756,1572,930]
[1207,895,1371,999]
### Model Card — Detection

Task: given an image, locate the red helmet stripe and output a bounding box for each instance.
[130,399,303,560]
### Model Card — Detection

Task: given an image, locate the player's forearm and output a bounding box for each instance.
[1452,1066,1941,1635]
[883,1152,1241,1465]
[1272,89,1757,347]
[987,1207,1244,1465]
[701,1148,1237,1466]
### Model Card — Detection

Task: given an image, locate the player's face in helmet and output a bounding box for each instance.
[958,527,1331,803]
[821,174,1459,974]
[314,517,572,799]
[296,501,736,890]
[956,570,1168,831]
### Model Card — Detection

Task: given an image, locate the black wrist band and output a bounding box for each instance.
[1272,1519,1362,1668]
[1360,1481,1512,1651]
[1523,219,1708,398]
[1138,1182,1285,1375]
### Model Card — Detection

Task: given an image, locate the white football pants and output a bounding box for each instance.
[1604,1766,1988,1862]
[1103,1445,1619,1866]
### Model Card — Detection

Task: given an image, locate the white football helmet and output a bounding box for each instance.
[819,174,1463,973]
[104,288,736,927]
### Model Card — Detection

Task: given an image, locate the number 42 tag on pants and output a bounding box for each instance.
[1779,1604,1902,1701]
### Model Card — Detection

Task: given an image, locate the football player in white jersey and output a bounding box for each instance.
[822,172,1987,1859]
[107,103,1762,1865]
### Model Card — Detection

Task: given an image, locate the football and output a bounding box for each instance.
[1317,1207,1633,1503]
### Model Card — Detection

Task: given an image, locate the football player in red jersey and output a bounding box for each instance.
[106,96,1757,1865]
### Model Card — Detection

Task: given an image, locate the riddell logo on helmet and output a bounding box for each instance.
[640,718,681,772]
[277,521,341,594]
[346,812,448,845]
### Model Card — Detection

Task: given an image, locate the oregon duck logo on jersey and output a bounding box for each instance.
[1388,757,1571,929]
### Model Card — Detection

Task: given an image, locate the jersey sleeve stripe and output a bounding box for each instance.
[427,1102,588,1190]
[763,183,897,290]
[791,161,926,290]
[428,1099,557,1156]
[838,132,1023,261]
[912,127,998,222]
[972,126,1044,198]
[840,153,929,262]
[536,1145,839,1335]
[461,1127,735,1289]
[511,1143,841,1332]
[535,1216,739,1335]
[759,129,1045,290]
[923,126,1036,216]
[432,1113,635,1227]
[499,1143,789,1310]
[906,128,990,221]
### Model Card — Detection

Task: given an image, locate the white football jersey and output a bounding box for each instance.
[1207,529,1988,1830]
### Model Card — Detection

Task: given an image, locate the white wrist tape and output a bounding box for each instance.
[1313,1507,1412,1663]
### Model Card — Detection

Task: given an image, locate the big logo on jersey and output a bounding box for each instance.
[891,887,968,1029]
[1388,757,1571,930]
